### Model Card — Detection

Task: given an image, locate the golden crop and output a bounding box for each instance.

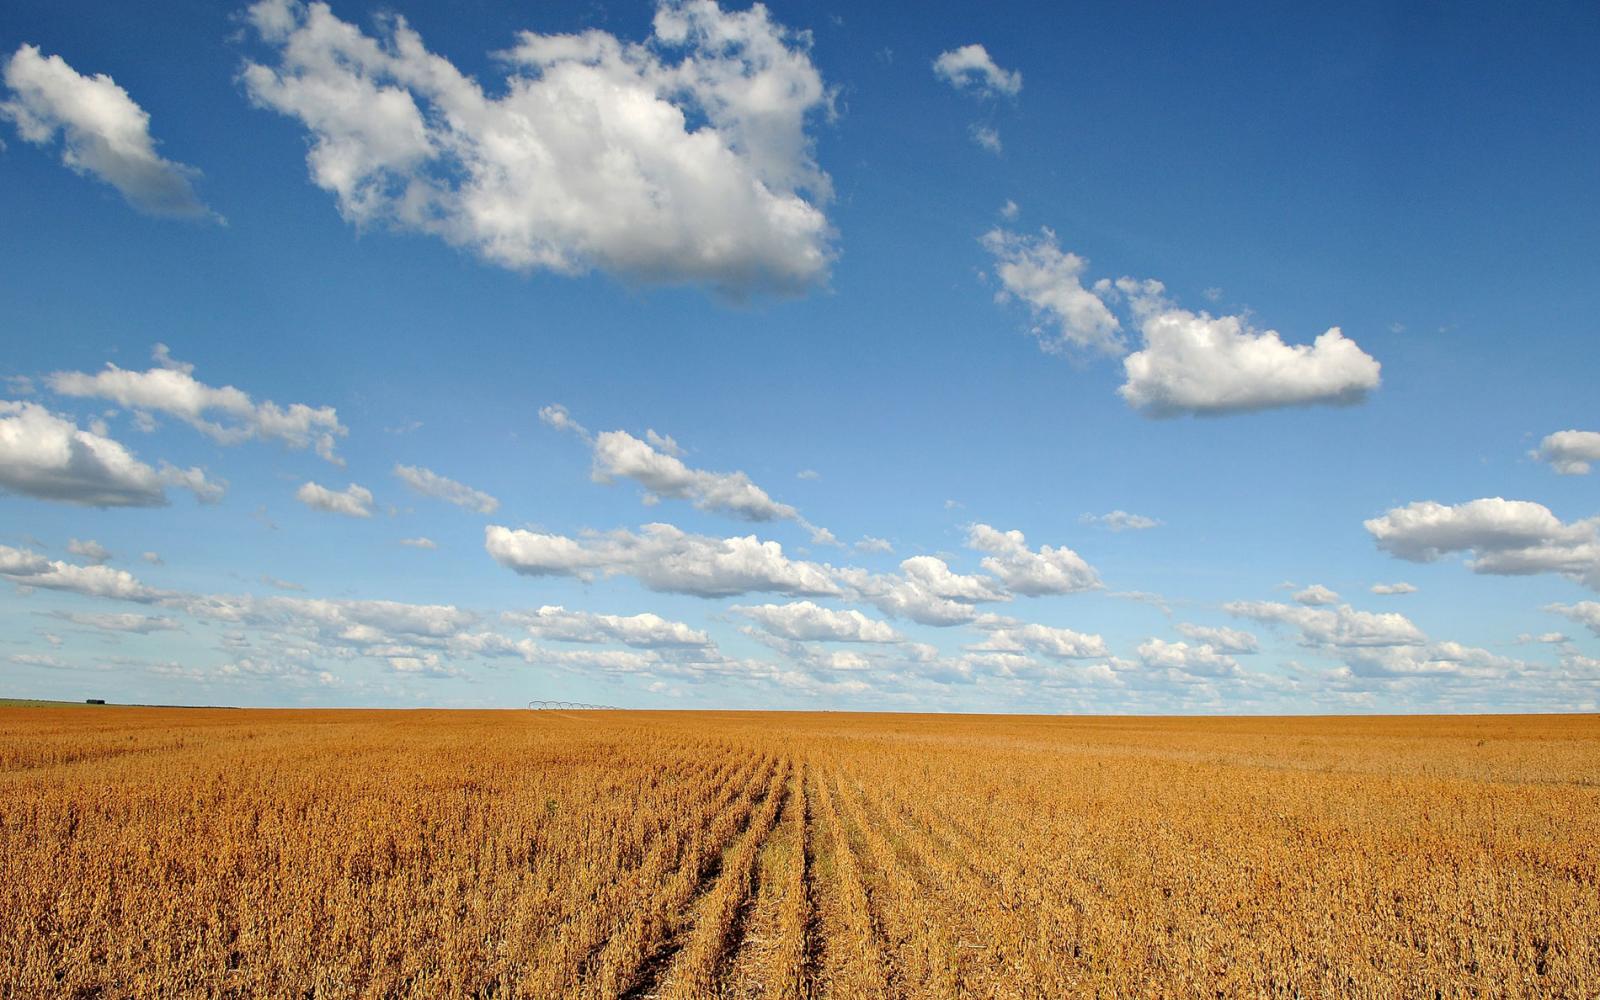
[1,707,1596,998]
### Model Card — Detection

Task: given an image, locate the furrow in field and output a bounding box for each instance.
[652,757,790,1000]
[824,765,961,998]
[599,753,782,1000]
[807,760,891,1000]
[716,756,814,1000]
[519,751,772,999]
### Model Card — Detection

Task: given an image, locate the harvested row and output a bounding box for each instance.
[806,758,890,1000]
[655,757,792,999]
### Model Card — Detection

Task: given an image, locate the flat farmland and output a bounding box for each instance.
[1,709,1596,998]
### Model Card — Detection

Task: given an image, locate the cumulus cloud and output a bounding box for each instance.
[980,229,1123,355]
[1338,641,1522,679]
[1136,638,1242,678]
[589,429,797,521]
[1080,510,1161,532]
[1117,282,1380,417]
[733,600,901,642]
[241,0,834,297]
[1364,497,1600,590]
[1,44,214,218]
[932,44,1022,97]
[506,604,711,648]
[1547,601,1600,638]
[48,610,182,633]
[855,536,893,554]
[295,481,374,518]
[141,551,164,565]
[1370,582,1416,596]
[973,621,1109,660]
[0,544,167,603]
[1225,600,1426,648]
[1533,430,1600,475]
[399,536,437,550]
[838,555,1006,626]
[66,539,111,564]
[49,345,346,462]
[0,400,223,507]
[1293,584,1340,606]
[1174,623,1259,654]
[393,464,498,515]
[485,522,839,598]
[966,523,1100,596]
[969,124,1002,154]
[979,235,1381,417]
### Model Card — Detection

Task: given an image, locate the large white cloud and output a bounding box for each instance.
[967,523,1100,596]
[295,481,373,518]
[837,556,1006,626]
[1118,289,1381,417]
[0,401,219,507]
[393,464,498,515]
[1547,601,1600,638]
[733,600,901,642]
[589,429,797,522]
[980,229,1123,355]
[932,44,1021,97]
[1174,623,1259,654]
[980,234,1381,417]
[1225,600,1426,648]
[973,621,1109,660]
[1,44,214,219]
[1533,430,1600,476]
[485,522,839,597]
[1136,638,1242,678]
[0,544,168,603]
[49,345,346,463]
[241,0,834,296]
[1364,498,1600,590]
[505,604,711,648]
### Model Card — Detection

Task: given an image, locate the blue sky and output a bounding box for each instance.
[1,0,1597,711]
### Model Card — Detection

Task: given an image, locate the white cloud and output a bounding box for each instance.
[507,604,711,648]
[141,551,163,565]
[980,228,1123,355]
[1548,601,1600,638]
[1080,510,1161,532]
[66,539,111,564]
[1136,638,1242,678]
[1,44,214,218]
[485,522,840,598]
[1364,498,1600,590]
[393,464,499,515]
[588,428,798,521]
[295,481,374,518]
[241,0,834,297]
[1533,430,1600,475]
[1293,584,1340,606]
[1339,641,1521,679]
[855,536,893,554]
[158,463,226,503]
[734,601,901,642]
[399,536,437,550]
[796,468,820,481]
[49,345,346,462]
[932,44,1022,97]
[966,523,1100,596]
[1118,283,1380,416]
[838,555,1006,626]
[1174,623,1259,654]
[974,622,1109,660]
[1225,600,1426,648]
[0,400,180,507]
[0,544,167,603]
[969,124,1001,154]
[1370,582,1417,596]
[999,199,1019,220]
[48,611,182,633]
